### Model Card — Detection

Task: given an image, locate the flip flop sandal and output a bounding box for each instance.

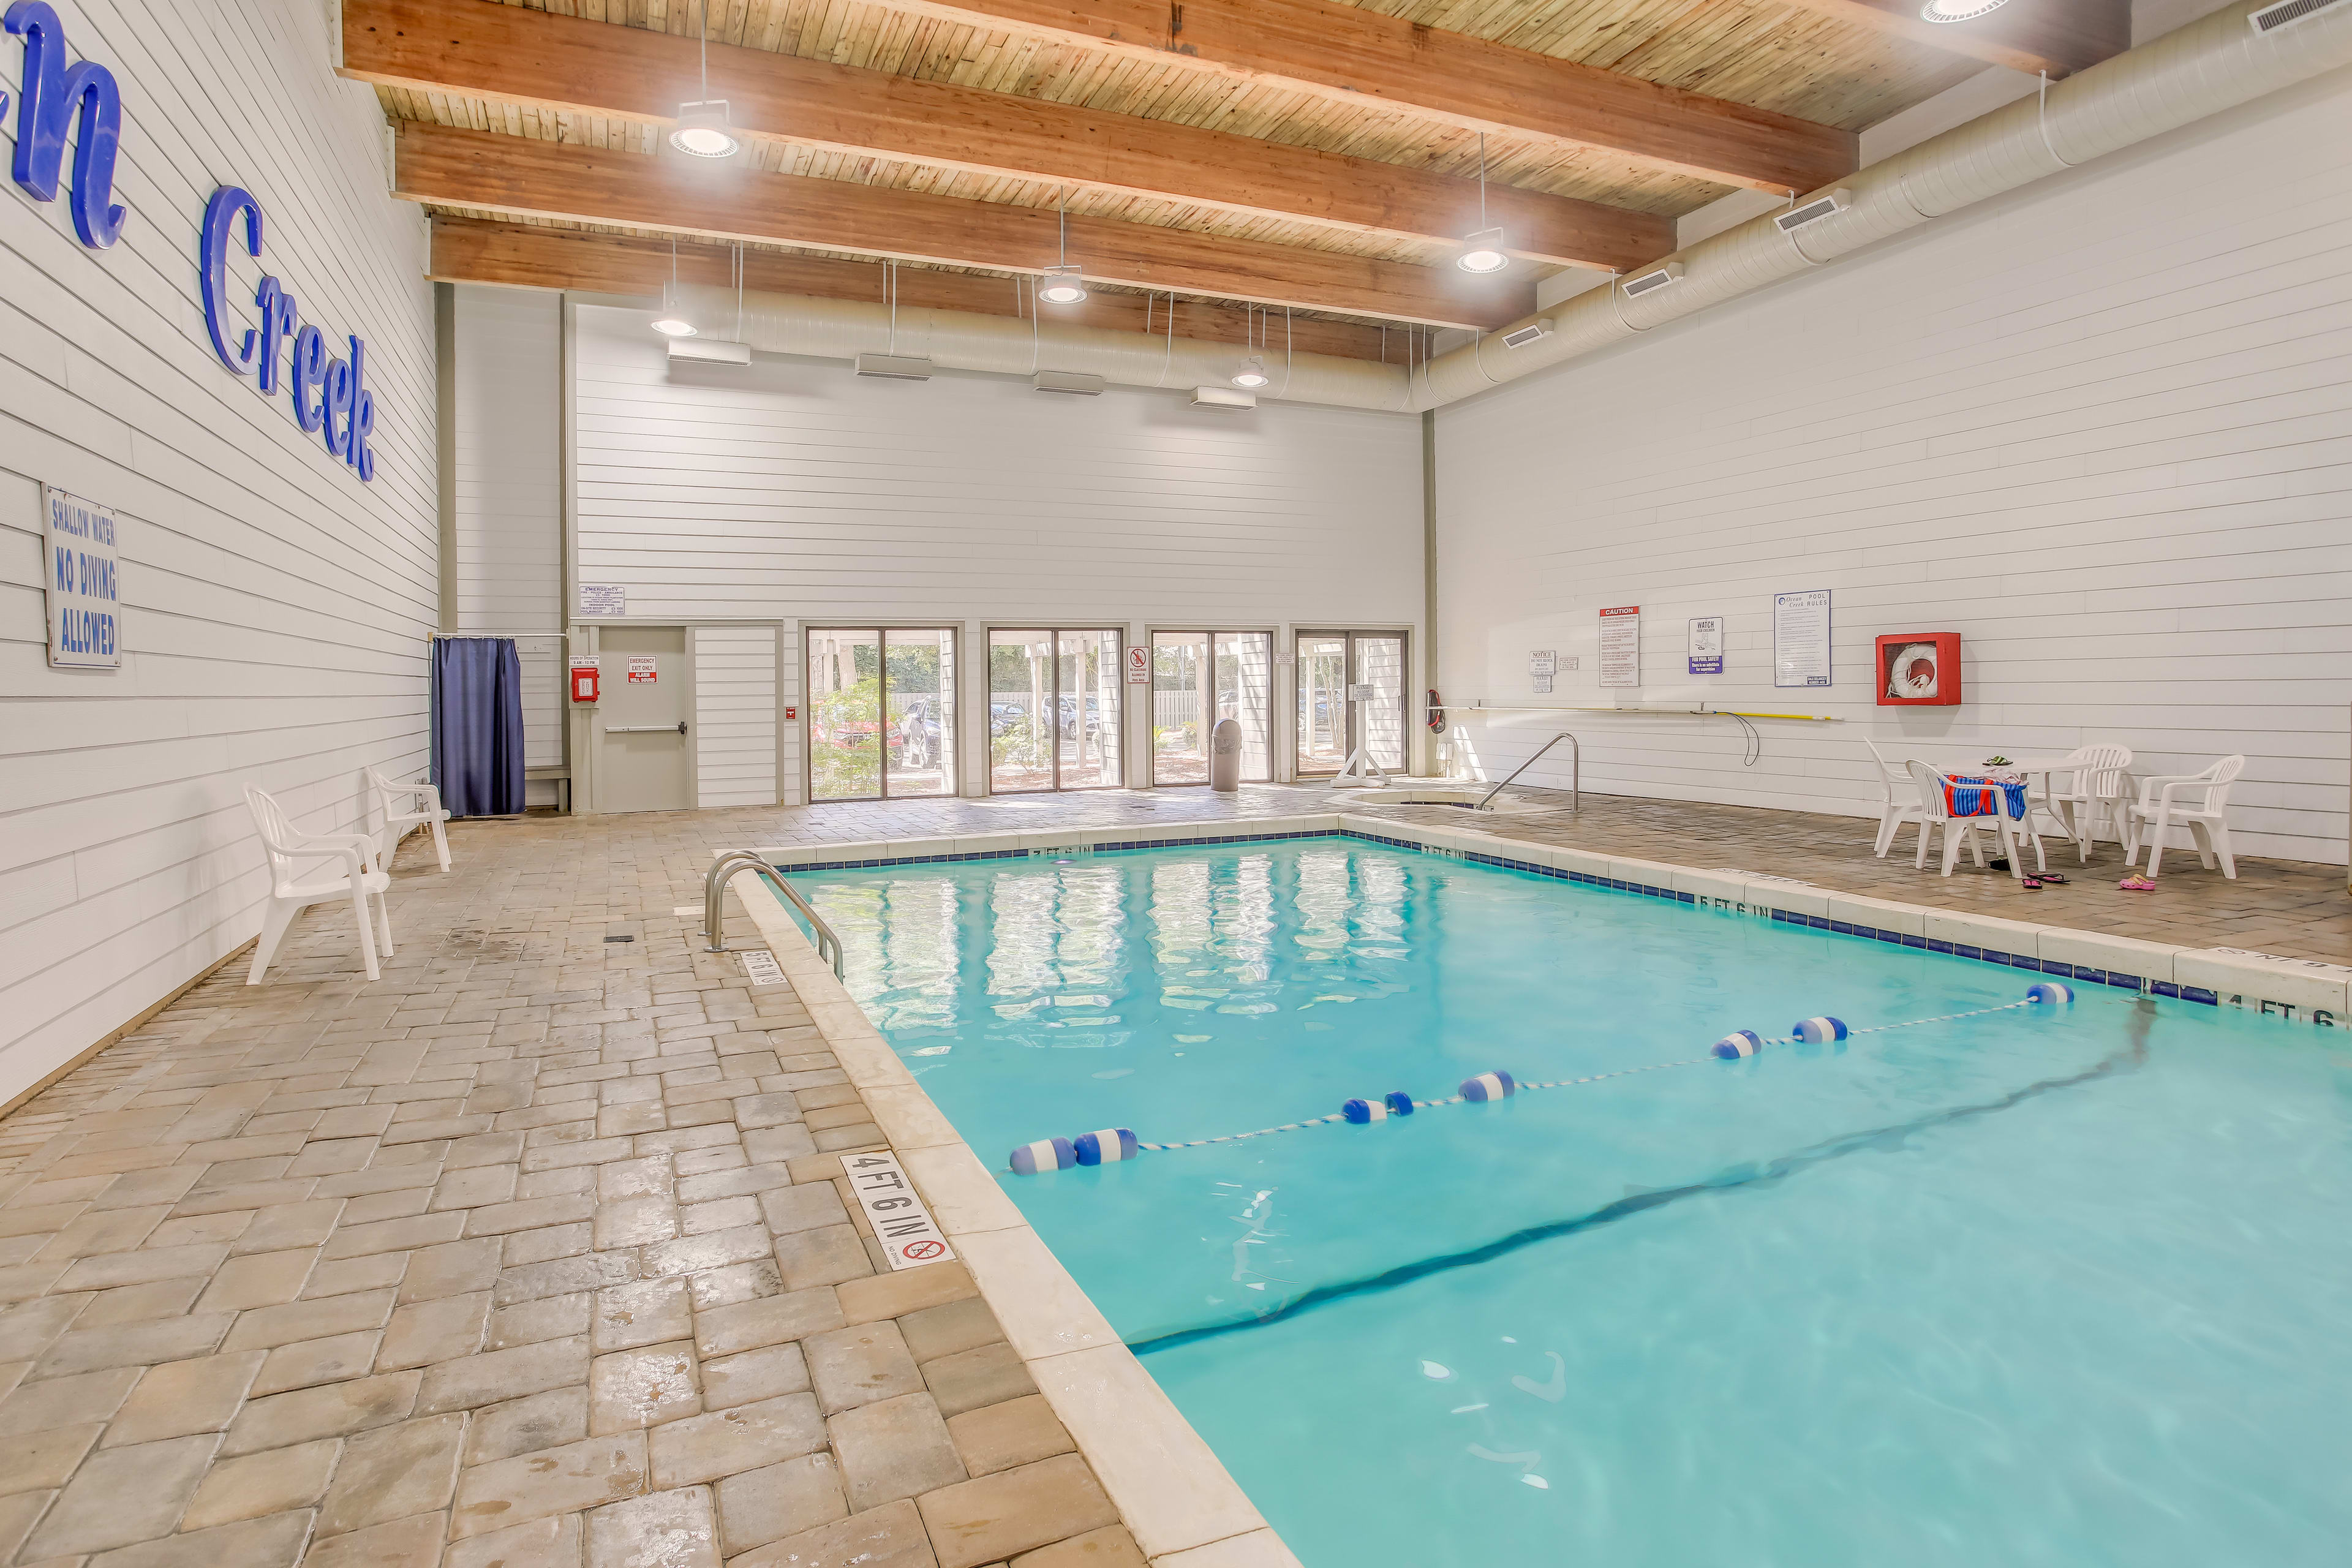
[2038,873,2070,885]
[2119,876,2155,892]
[2021,877,2043,890]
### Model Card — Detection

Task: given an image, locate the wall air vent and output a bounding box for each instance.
[1621,262,1683,299]
[2250,0,2343,32]
[854,353,933,380]
[1499,318,1555,350]
[1775,189,1850,233]
[1190,385,1256,410]
[668,338,750,366]
[1033,371,1106,396]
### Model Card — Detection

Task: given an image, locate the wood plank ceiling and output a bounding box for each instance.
[351,0,2129,360]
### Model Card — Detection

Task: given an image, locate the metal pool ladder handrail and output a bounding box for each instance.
[1477,731,1578,812]
[704,850,844,978]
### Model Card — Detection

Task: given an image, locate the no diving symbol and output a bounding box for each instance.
[901,1240,947,1261]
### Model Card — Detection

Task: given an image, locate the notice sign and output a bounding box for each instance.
[43,486,121,670]
[1599,606,1640,688]
[1530,648,1555,696]
[627,657,657,683]
[1773,589,1833,688]
[578,583,626,616]
[1687,616,1724,676]
[1126,645,1149,684]
[843,1150,956,1270]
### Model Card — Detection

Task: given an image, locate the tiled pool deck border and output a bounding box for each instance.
[729,810,2351,1568]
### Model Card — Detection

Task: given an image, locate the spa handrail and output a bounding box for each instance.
[704,850,844,978]
[1477,732,1578,813]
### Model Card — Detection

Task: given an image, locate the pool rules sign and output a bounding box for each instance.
[43,487,121,670]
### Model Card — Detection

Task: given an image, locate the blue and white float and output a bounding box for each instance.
[1009,1137,1076,1175]
[1712,1029,1765,1060]
[1460,1070,1517,1102]
[2025,981,2074,1006]
[1384,1091,1415,1117]
[1342,1097,1386,1124]
[1792,1017,1849,1044]
[1073,1128,1139,1165]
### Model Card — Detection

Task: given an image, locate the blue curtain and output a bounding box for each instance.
[431,638,526,817]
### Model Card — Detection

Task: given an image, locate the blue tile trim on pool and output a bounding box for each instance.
[777,826,2222,1006]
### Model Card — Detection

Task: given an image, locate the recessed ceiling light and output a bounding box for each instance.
[1231,356,1270,389]
[1920,0,2011,20]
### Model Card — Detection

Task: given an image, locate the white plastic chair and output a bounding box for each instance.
[2125,755,2244,879]
[368,764,451,873]
[1908,761,2044,878]
[244,785,394,983]
[1863,739,1928,858]
[2026,744,2133,863]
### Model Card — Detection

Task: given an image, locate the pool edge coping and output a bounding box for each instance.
[728,808,2348,1568]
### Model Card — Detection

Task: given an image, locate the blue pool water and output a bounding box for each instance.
[791,837,2352,1567]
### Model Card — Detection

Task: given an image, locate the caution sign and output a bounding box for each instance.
[843,1150,956,1270]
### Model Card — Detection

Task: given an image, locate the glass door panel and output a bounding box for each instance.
[1354,635,1406,772]
[884,630,955,797]
[1152,633,1210,785]
[1213,632,1272,782]
[1295,633,1349,775]
[989,629,1054,793]
[1056,630,1122,788]
[809,630,882,801]
[809,628,956,802]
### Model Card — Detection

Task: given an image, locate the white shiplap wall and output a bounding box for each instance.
[0,0,435,1100]
[571,306,1424,797]
[451,284,564,786]
[695,626,780,807]
[1436,68,2352,865]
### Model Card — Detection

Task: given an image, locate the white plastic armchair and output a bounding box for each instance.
[367,764,451,873]
[2027,743,2133,863]
[1907,760,1992,876]
[2125,755,2245,879]
[244,785,394,983]
[1863,738,1928,858]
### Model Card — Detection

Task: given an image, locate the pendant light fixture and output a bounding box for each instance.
[650,237,697,337]
[1038,187,1090,304]
[1920,0,2011,18]
[1457,132,1509,274]
[669,0,739,158]
[1232,306,1270,387]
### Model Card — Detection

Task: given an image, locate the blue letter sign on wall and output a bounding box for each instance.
[4,7,379,481]
[4,2,125,247]
[200,187,377,480]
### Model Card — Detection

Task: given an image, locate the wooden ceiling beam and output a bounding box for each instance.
[391,123,1535,330]
[872,0,1856,195]
[1768,0,2132,80]
[339,0,1669,272]
[428,216,1399,362]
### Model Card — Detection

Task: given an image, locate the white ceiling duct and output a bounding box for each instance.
[1409,0,2352,409]
[684,286,1414,413]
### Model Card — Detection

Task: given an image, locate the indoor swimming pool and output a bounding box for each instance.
[790,837,2352,1568]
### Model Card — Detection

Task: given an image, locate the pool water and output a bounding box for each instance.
[791,839,2352,1568]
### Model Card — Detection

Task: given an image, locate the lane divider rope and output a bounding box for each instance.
[1012,987,2071,1170]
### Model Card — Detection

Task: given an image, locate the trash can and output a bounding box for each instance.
[1209,718,1242,793]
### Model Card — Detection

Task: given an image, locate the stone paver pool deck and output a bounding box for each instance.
[0,783,2337,1566]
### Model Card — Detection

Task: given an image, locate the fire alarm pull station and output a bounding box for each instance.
[570,658,600,704]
